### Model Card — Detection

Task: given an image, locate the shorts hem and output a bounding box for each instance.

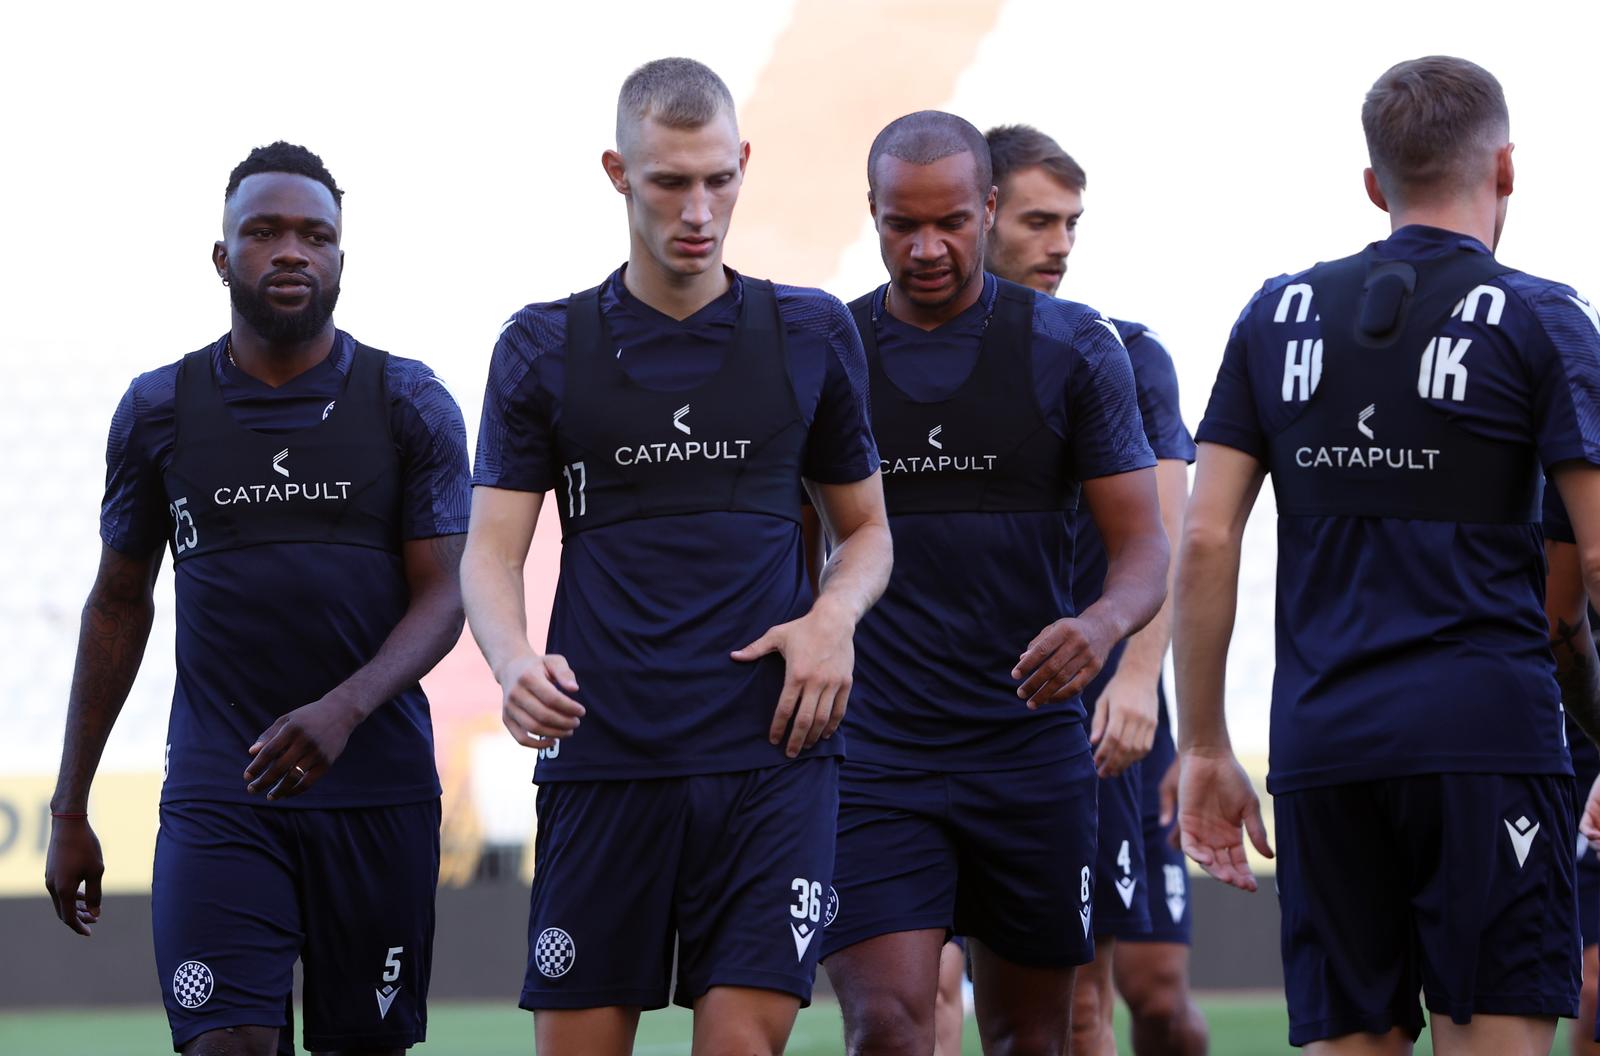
[1288,1010,1423,1047]
[673,969,814,1009]
[520,986,669,1011]
[820,914,950,961]
[303,1029,424,1049]
[1118,928,1190,946]
[973,935,1094,970]
[1093,915,1153,941]
[170,1009,287,1051]
[1424,993,1580,1025]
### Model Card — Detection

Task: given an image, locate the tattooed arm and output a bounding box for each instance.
[46,543,163,934]
[243,533,467,799]
[1546,536,1600,748]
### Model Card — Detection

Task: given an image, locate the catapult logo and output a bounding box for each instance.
[881,423,999,475]
[613,404,753,466]
[1293,402,1440,472]
[211,448,354,506]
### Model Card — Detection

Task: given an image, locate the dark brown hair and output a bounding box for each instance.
[1362,56,1508,201]
[985,124,1086,201]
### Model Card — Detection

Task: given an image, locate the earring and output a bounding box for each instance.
[221,276,230,286]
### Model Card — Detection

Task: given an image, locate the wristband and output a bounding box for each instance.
[51,811,88,820]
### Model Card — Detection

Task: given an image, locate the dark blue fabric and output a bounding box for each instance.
[1540,485,1600,782]
[474,269,876,782]
[846,274,1155,772]
[1091,760,1149,938]
[823,755,1099,967]
[102,333,468,807]
[520,759,839,1010]
[1275,775,1579,1046]
[1123,690,1193,945]
[1198,226,1600,793]
[153,800,440,1052]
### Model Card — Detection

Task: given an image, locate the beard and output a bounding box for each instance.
[228,264,341,344]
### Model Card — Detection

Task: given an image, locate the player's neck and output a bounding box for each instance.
[227,318,338,388]
[885,271,985,332]
[1386,198,1498,252]
[623,253,731,322]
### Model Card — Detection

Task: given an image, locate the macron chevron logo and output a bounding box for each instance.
[272,449,290,477]
[927,424,943,449]
[1078,904,1092,937]
[375,984,400,1020]
[790,922,815,961]
[1505,815,1540,868]
[1357,404,1376,440]
[1569,294,1600,335]
[1115,876,1138,909]
[673,404,692,435]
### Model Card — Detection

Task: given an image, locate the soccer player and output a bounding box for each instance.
[982,124,1206,1056]
[1540,490,1600,1056]
[820,110,1169,1056]
[460,58,891,1056]
[1175,55,1600,1054]
[43,142,470,1056]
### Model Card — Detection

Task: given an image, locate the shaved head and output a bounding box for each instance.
[868,110,992,198]
[616,57,738,156]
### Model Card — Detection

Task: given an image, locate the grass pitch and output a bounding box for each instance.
[0,995,1576,1053]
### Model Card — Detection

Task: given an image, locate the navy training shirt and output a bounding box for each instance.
[102,331,471,807]
[1074,321,1195,710]
[1198,224,1600,793]
[1540,486,1600,786]
[474,267,878,782]
[847,273,1156,772]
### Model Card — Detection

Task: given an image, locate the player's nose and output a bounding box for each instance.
[681,185,713,227]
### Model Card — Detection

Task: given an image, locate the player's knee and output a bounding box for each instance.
[842,991,936,1056]
[181,1025,279,1056]
[1123,974,1185,1026]
[979,1018,1071,1056]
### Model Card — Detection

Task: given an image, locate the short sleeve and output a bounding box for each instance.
[801,296,879,484]
[1523,285,1600,470]
[389,358,471,539]
[1062,313,1156,480]
[1127,331,1196,463]
[473,305,565,493]
[1195,294,1269,459]
[1544,481,1575,545]
[100,373,172,556]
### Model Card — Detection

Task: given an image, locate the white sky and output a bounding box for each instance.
[3,0,1597,781]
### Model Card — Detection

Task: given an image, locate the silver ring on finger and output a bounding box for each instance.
[292,764,307,779]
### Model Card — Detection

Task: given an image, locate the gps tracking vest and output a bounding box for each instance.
[162,343,402,562]
[851,278,1077,514]
[554,277,807,536]
[1268,248,1539,523]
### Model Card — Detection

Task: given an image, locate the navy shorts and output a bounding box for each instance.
[1276,774,1579,1046]
[1092,762,1150,939]
[822,755,1098,968]
[1123,715,1192,945]
[153,799,439,1053]
[522,758,838,1011]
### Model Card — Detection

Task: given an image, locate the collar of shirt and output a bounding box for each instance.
[1376,224,1491,259]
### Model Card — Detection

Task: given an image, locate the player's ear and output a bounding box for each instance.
[983,184,997,232]
[739,140,750,175]
[212,241,228,284]
[601,149,629,195]
[1496,142,1515,198]
[867,190,877,223]
[1363,168,1390,214]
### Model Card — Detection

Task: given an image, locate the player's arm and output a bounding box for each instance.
[1088,458,1189,776]
[1014,467,1168,710]
[734,473,892,757]
[243,532,468,798]
[461,486,583,751]
[1172,441,1272,892]
[46,542,163,936]
[1551,463,1600,745]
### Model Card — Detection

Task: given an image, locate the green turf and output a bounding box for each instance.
[0,996,1576,1054]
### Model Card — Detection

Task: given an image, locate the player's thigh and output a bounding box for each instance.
[676,758,839,1009]
[827,928,946,1056]
[1072,936,1116,1027]
[1275,782,1425,1047]
[535,1006,642,1056]
[820,760,957,962]
[950,755,1098,969]
[179,1024,282,1056]
[1112,941,1191,1020]
[296,800,440,1053]
[1429,1012,1557,1056]
[522,778,687,1014]
[1300,1031,1414,1056]
[1408,773,1579,1029]
[154,802,298,1054]
[690,985,802,1056]
[1093,764,1151,942]
[968,936,1076,1056]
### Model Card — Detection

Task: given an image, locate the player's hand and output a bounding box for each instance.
[44,816,104,937]
[497,652,584,751]
[1582,772,1600,843]
[245,696,361,800]
[1012,615,1114,710]
[733,599,854,758]
[1177,747,1272,892]
[1088,667,1158,777]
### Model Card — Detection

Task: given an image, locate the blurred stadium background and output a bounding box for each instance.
[3,0,1597,1050]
